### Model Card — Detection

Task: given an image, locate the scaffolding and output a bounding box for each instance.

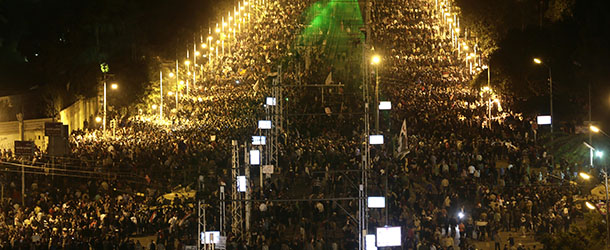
[230,140,243,241]
[266,66,283,172]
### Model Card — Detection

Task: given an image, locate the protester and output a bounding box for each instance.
[0,0,582,249]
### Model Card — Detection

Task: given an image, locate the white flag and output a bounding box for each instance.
[397,119,408,158]
[325,72,333,85]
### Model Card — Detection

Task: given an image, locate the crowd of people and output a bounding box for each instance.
[0,0,589,249]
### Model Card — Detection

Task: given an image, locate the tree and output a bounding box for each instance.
[540,212,606,249]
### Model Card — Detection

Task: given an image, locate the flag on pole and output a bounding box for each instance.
[325,72,333,85]
[396,119,408,159]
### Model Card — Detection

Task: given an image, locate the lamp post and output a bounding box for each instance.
[175,60,179,112]
[160,71,163,120]
[582,134,609,250]
[371,55,381,133]
[185,60,191,95]
[482,65,491,128]
[103,82,118,131]
[534,58,554,169]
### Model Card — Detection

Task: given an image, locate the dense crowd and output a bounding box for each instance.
[0,0,588,249]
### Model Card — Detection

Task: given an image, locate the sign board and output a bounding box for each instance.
[201,231,220,244]
[45,122,63,137]
[266,97,276,106]
[262,165,274,174]
[367,196,385,208]
[366,234,377,250]
[252,136,266,145]
[258,120,271,129]
[14,141,34,156]
[536,115,551,125]
[369,135,384,145]
[376,226,401,247]
[215,236,227,249]
[249,150,260,165]
[379,101,391,110]
[237,176,247,192]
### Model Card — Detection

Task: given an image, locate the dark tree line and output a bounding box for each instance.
[457,0,610,126]
[0,0,227,118]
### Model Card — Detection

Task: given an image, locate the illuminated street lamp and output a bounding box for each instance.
[580,172,592,180]
[103,82,118,131]
[533,58,542,64]
[371,55,381,133]
[371,55,381,65]
[533,57,554,168]
[582,141,609,249]
[590,125,610,138]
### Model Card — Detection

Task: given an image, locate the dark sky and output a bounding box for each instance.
[0,0,221,94]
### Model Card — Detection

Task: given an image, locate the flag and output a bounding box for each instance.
[396,119,408,159]
[325,72,333,85]
[149,211,157,223]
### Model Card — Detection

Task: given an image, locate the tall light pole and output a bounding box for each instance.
[590,125,610,250]
[534,58,554,169]
[160,71,163,120]
[482,64,492,128]
[590,83,593,167]
[103,80,107,131]
[103,82,118,131]
[175,60,179,112]
[371,55,381,133]
[185,60,191,95]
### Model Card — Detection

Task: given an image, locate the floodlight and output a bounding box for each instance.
[536,115,551,125]
[379,101,391,110]
[376,226,401,247]
[458,212,465,219]
[266,97,277,106]
[250,150,260,165]
[369,135,384,145]
[237,176,247,192]
[252,136,266,145]
[258,120,272,129]
[366,235,377,250]
[367,196,385,208]
[596,151,604,159]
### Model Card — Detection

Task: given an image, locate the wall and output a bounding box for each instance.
[0,118,53,151]
[60,97,98,133]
